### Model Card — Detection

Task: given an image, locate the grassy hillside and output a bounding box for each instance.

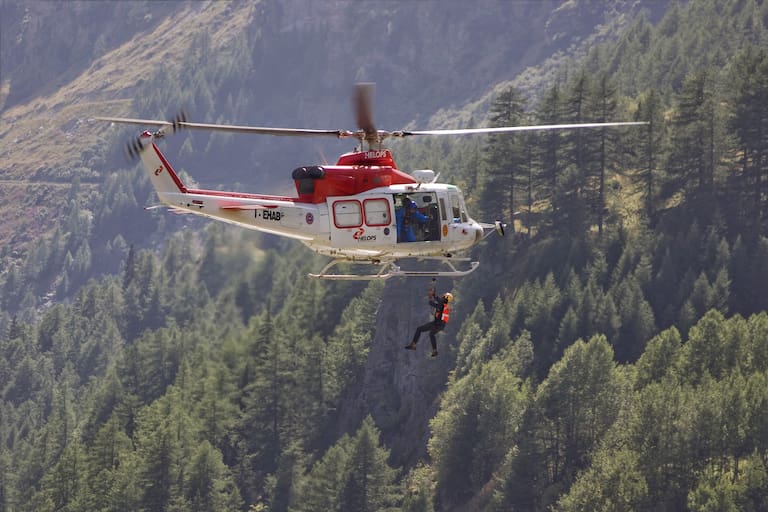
[0,2,257,257]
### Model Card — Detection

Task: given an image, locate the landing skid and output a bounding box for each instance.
[308,257,480,280]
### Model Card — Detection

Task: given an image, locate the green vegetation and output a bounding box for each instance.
[3,0,768,510]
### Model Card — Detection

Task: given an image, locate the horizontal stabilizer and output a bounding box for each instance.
[143,205,191,214]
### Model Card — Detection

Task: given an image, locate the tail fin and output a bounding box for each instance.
[136,133,187,195]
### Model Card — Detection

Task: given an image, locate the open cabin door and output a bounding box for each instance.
[394,192,442,243]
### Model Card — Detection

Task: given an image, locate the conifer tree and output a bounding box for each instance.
[290,439,350,512]
[534,335,625,492]
[323,281,383,408]
[479,86,529,226]
[234,307,299,504]
[592,73,621,235]
[340,416,399,511]
[535,81,566,231]
[185,441,243,512]
[728,45,768,226]
[663,69,721,207]
[291,416,399,512]
[559,69,599,235]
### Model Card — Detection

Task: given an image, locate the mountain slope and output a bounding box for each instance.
[0,1,661,256]
[15,2,765,512]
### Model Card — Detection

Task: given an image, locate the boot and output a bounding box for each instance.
[431,349,438,357]
[404,342,417,350]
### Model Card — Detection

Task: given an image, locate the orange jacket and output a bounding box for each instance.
[432,300,450,324]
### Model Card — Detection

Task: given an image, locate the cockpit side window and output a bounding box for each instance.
[459,197,468,223]
[451,195,461,222]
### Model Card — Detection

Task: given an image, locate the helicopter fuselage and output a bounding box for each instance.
[100,90,643,279]
[141,135,484,263]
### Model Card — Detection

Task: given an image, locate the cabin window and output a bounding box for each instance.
[333,200,362,228]
[363,198,391,226]
[438,198,447,221]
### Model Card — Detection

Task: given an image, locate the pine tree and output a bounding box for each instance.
[663,69,721,207]
[429,358,528,509]
[635,327,682,388]
[234,311,283,503]
[322,281,383,408]
[479,86,529,226]
[558,69,598,235]
[556,448,649,511]
[137,417,175,511]
[535,81,566,231]
[339,416,399,512]
[727,45,768,226]
[291,417,399,512]
[592,73,621,236]
[534,335,625,493]
[122,244,136,289]
[185,441,243,512]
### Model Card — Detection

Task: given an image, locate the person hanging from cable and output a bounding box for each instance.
[405,282,453,357]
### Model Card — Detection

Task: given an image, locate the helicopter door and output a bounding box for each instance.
[329,197,395,247]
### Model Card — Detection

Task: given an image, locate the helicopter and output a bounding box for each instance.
[98,85,645,280]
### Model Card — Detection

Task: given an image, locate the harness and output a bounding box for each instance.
[435,302,450,324]
[403,206,414,226]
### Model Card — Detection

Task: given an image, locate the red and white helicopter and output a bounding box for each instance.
[98,85,644,280]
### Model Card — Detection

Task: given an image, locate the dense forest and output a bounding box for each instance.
[3,0,768,510]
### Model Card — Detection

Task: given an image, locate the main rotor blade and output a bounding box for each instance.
[182,121,353,138]
[353,83,377,140]
[396,121,648,137]
[95,116,353,138]
[95,116,174,128]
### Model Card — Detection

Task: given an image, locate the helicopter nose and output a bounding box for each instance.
[473,223,483,242]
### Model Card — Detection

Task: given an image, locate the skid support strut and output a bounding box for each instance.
[308,258,479,280]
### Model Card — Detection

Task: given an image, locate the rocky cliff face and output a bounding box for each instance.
[337,275,458,465]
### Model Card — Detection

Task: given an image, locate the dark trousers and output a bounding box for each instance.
[411,321,444,350]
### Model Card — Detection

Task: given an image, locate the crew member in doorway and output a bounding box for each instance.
[405,289,453,357]
[396,196,428,242]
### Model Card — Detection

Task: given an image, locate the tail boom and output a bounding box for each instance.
[136,135,325,243]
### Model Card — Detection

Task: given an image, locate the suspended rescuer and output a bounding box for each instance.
[405,286,453,357]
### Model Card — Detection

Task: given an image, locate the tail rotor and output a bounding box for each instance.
[124,135,145,162]
[120,110,188,162]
